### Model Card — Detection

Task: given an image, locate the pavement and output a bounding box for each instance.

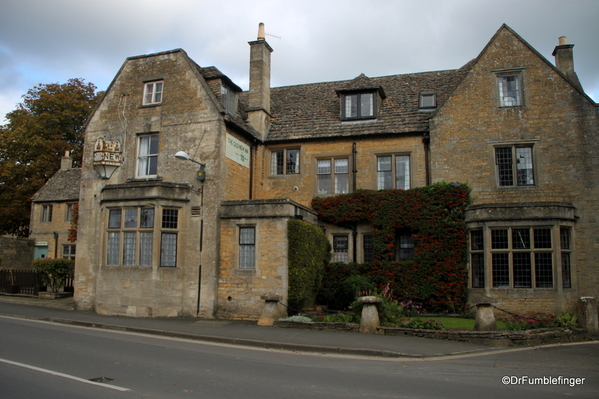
[0,294,517,359]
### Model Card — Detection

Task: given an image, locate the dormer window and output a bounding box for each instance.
[419,92,436,109]
[221,84,237,114]
[143,81,163,105]
[342,92,376,120]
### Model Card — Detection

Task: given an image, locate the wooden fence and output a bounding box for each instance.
[0,269,73,295]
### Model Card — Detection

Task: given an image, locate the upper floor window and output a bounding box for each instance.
[342,92,376,120]
[221,84,237,114]
[317,158,349,195]
[66,203,76,221]
[497,74,521,107]
[495,145,534,187]
[377,155,410,190]
[137,134,159,177]
[271,149,300,175]
[143,81,163,105]
[41,205,53,222]
[419,92,436,109]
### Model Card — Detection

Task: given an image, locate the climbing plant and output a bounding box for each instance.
[312,182,471,313]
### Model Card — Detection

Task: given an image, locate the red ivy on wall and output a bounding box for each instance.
[312,182,471,313]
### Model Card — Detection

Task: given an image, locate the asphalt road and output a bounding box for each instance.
[1,315,597,399]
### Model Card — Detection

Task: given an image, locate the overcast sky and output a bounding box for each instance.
[1,0,597,123]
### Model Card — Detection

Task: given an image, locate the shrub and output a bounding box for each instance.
[503,312,558,330]
[32,259,74,293]
[287,219,331,312]
[556,312,579,328]
[395,318,444,330]
[323,312,359,323]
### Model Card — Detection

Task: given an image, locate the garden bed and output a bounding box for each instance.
[273,320,590,347]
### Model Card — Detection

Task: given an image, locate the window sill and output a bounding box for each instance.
[340,119,377,126]
[127,176,163,182]
[140,103,162,108]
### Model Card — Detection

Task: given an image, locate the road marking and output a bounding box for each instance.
[0,358,130,392]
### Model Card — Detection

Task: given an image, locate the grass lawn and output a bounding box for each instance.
[410,317,507,330]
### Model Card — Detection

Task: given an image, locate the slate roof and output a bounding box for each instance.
[238,62,473,143]
[31,168,81,203]
[267,68,469,142]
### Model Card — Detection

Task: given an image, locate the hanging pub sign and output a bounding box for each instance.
[93,137,123,179]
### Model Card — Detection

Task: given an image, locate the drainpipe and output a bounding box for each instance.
[53,232,59,258]
[423,133,431,186]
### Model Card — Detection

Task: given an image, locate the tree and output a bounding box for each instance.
[0,78,102,237]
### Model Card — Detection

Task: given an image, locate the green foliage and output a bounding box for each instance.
[287,219,331,312]
[556,312,579,328]
[323,312,359,323]
[33,258,74,293]
[0,78,102,237]
[394,318,444,330]
[313,183,471,313]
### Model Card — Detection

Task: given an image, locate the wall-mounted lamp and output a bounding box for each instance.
[175,151,206,182]
[93,163,120,179]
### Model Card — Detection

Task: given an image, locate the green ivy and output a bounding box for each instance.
[312,182,471,313]
[287,218,331,312]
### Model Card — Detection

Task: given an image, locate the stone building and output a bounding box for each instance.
[430,25,599,314]
[71,23,597,318]
[30,152,80,261]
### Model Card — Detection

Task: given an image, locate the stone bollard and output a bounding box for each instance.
[358,296,383,334]
[579,297,599,334]
[257,293,287,327]
[474,296,498,331]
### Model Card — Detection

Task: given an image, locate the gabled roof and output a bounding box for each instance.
[260,66,470,142]
[31,168,81,203]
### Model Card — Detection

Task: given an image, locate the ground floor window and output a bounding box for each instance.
[333,234,349,263]
[106,206,178,267]
[62,244,76,260]
[239,226,255,269]
[469,225,573,289]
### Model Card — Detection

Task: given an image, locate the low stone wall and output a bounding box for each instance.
[273,320,591,347]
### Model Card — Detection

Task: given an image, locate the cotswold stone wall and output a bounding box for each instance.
[0,237,34,269]
[254,134,427,208]
[217,200,318,320]
[274,320,589,348]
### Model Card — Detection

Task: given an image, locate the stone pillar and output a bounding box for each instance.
[257,293,287,327]
[579,297,599,334]
[358,296,383,334]
[474,297,498,331]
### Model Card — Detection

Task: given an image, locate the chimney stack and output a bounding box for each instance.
[552,36,582,90]
[247,22,273,139]
[61,150,73,170]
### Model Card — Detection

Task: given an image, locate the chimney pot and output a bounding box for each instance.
[558,36,567,46]
[258,22,265,41]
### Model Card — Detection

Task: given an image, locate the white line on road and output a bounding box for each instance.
[0,357,130,392]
